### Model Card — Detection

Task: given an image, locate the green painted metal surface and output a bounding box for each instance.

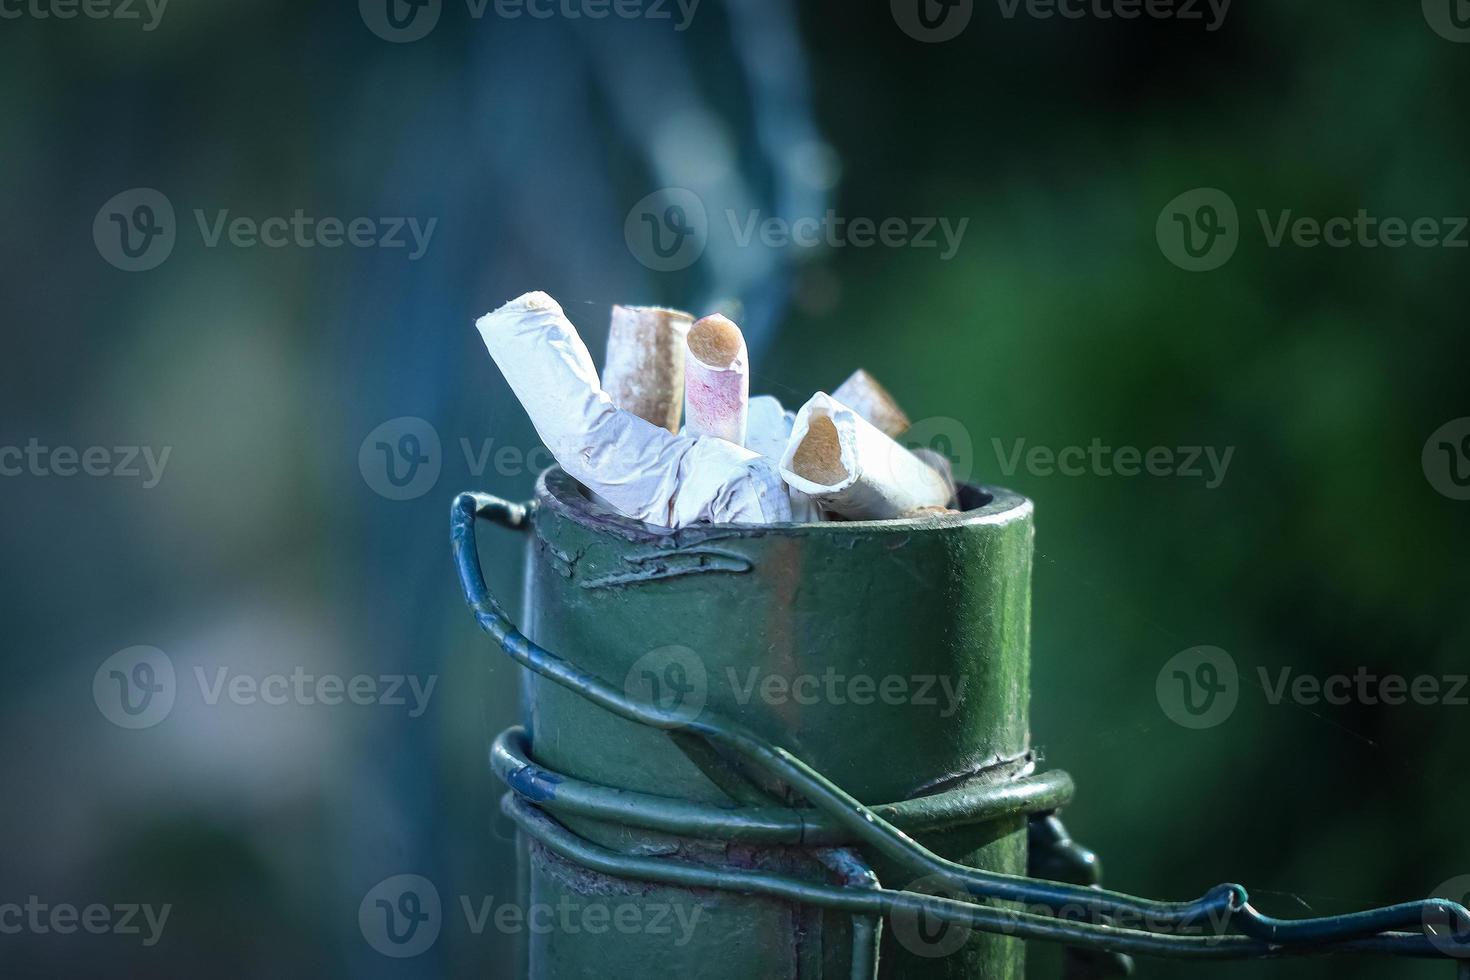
[455,476,1470,977]
[511,469,1036,979]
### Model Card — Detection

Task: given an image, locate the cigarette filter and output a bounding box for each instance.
[780,392,951,520]
[831,368,911,438]
[600,305,693,434]
[476,292,789,527]
[683,314,750,447]
[746,395,823,523]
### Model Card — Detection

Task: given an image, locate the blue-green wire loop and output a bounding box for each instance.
[454,490,1470,964]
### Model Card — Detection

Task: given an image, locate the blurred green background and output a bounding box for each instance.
[2,0,1467,977]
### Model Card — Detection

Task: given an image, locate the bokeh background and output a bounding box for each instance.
[2,0,1467,977]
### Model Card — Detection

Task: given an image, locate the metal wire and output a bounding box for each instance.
[454,490,1470,970]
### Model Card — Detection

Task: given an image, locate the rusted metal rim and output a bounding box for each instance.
[492,726,1073,845]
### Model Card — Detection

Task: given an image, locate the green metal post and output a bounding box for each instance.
[500,468,1035,978]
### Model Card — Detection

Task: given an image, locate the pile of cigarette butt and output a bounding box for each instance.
[475,291,959,528]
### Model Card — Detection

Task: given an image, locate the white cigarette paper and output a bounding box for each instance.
[745,395,824,523]
[476,292,790,527]
[600,305,692,434]
[780,392,952,520]
[683,314,750,447]
[832,369,911,438]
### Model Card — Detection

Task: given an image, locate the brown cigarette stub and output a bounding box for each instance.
[779,392,951,520]
[600,305,693,434]
[789,414,849,487]
[832,368,911,438]
[684,313,750,446]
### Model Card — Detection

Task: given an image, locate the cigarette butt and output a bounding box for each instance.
[780,392,951,520]
[832,369,911,439]
[745,395,824,523]
[684,313,750,447]
[476,292,789,527]
[601,305,693,434]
